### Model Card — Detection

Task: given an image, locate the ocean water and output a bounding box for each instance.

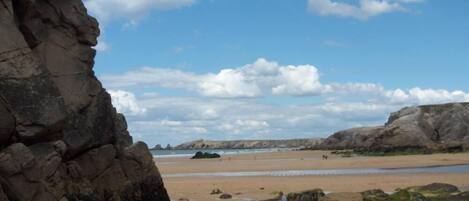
[151,148,289,158]
[162,164,469,178]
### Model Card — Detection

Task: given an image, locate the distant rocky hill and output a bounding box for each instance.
[175,139,323,150]
[0,0,169,200]
[320,102,469,152]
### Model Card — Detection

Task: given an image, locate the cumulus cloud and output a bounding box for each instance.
[84,0,196,23]
[102,58,469,102]
[385,88,469,105]
[217,120,270,134]
[199,69,263,98]
[272,65,326,96]
[108,90,146,116]
[103,58,362,98]
[307,0,422,20]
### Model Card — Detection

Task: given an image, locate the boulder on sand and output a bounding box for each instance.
[191,151,221,159]
[287,189,325,201]
[219,193,233,199]
[211,188,223,194]
[361,189,389,201]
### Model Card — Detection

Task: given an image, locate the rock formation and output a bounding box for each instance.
[190,151,221,159]
[151,144,163,150]
[261,183,469,201]
[175,138,323,150]
[0,0,169,200]
[320,103,469,152]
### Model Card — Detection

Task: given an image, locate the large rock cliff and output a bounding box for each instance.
[0,0,170,200]
[174,139,323,150]
[321,102,469,152]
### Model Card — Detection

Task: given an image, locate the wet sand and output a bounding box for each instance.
[155,151,469,201]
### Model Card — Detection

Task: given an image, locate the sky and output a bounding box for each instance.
[83,0,469,147]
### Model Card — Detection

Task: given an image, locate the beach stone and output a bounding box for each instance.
[211,188,223,194]
[389,190,429,201]
[287,189,325,201]
[320,192,362,201]
[361,189,390,201]
[405,183,461,200]
[446,191,469,201]
[219,193,233,199]
[414,183,459,194]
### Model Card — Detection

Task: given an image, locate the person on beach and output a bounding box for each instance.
[279,192,287,201]
[322,155,328,160]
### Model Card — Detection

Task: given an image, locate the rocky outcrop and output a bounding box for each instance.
[175,138,323,150]
[287,189,325,201]
[151,144,163,150]
[320,103,469,152]
[0,0,169,200]
[190,151,221,159]
[261,183,469,201]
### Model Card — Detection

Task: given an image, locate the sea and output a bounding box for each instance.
[150,148,290,158]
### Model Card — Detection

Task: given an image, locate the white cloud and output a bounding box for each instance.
[199,69,263,98]
[385,88,469,105]
[102,67,198,88]
[272,65,326,96]
[102,58,328,98]
[218,120,270,134]
[85,0,196,23]
[307,0,422,20]
[102,58,469,102]
[93,40,110,52]
[108,90,146,116]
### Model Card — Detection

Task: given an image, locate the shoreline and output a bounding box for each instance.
[156,150,469,201]
[155,150,469,174]
[162,164,469,178]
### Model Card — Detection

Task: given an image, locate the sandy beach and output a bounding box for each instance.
[155,151,469,201]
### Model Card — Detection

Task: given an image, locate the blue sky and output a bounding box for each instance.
[84,0,469,146]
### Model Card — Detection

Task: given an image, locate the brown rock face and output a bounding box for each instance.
[0,0,170,200]
[321,103,469,152]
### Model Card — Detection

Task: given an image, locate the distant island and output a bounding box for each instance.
[151,143,173,150]
[169,138,323,150]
